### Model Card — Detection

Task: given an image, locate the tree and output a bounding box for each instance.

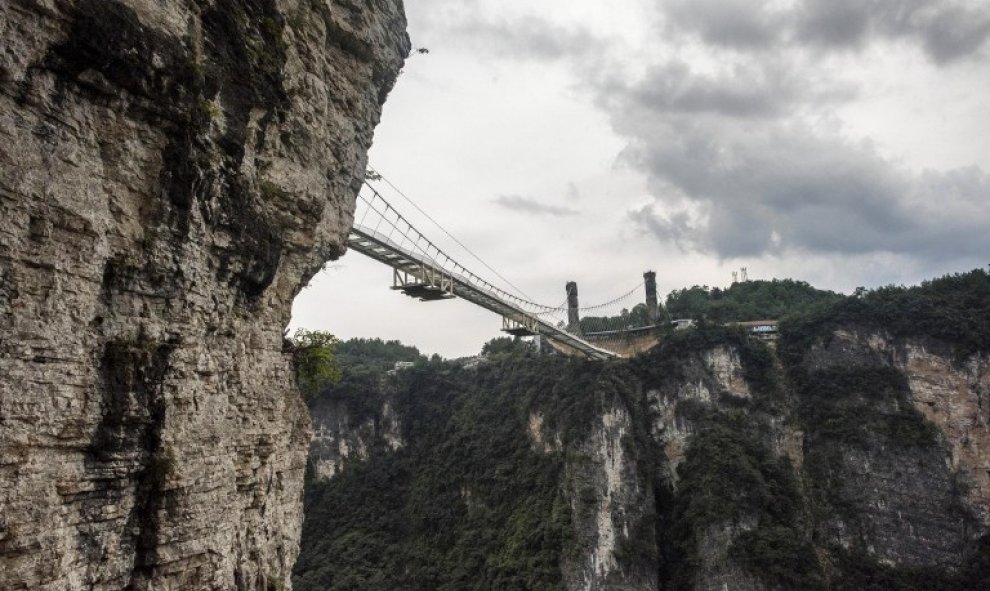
[292,329,342,397]
[481,336,531,357]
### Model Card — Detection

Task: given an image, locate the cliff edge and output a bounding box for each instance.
[0,1,408,588]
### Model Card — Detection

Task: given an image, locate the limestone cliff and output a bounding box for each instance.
[297,312,990,590]
[0,1,408,589]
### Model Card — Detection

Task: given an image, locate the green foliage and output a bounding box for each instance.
[481,336,532,357]
[628,329,823,590]
[730,526,824,590]
[580,303,653,333]
[335,337,423,376]
[259,179,287,201]
[828,535,990,591]
[631,323,784,411]
[292,270,990,590]
[665,279,842,323]
[294,353,614,591]
[780,269,990,363]
[198,98,222,120]
[765,270,990,591]
[305,338,423,423]
[660,407,823,590]
[292,329,342,397]
[793,366,938,450]
[674,416,789,526]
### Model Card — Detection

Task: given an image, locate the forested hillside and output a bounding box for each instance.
[665,278,842,322]
[296,270,990,591]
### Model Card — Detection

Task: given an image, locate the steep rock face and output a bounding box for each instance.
[0,1,408,589]
[896,341,990,525]
[798,330,982,568]
[309,395,403,481]
[299,324,990,591]
[561,397,657,591]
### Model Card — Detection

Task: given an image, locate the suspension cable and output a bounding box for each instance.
[366,167,537,302]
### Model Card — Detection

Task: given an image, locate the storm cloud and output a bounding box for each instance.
[623,120,990,261]
[592,0,990,262]
[664,0,990,63]
[796,0,990,63]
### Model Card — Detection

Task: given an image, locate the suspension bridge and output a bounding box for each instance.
[345,174,665,360]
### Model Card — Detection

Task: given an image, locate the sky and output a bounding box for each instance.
[291,0,990,358]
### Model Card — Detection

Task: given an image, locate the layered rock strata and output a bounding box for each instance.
[0,1,408,588]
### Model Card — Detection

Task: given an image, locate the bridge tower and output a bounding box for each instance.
[644,271,660,324]
[566,281,582,335]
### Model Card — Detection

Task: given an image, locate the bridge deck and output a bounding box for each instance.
[347,225,617,360]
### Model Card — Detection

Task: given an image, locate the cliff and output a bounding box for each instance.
[297,272,990,590]
[0,1,408,589]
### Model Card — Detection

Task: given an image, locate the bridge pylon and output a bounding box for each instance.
[566,281,582,335]
[644,271,660,323]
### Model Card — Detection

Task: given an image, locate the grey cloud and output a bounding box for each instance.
[624,60,815,119]
[628,205,704,253]
[592,2,990,261]
[407,0,990,264]
[920,6,990,63]
[797,0,990,63]
[664,0,784,49]
[796,0,876,49]
[663,0,990,63]
[620,110,990,260]
[493,195,580,217]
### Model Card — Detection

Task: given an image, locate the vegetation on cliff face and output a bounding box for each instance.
[777,269,990,590]
[668,406,824,590]
[780,268,990,362]
[292,329,343,397]
[303,337,424,423]
[295,352,611,591]
[296,270,990,591]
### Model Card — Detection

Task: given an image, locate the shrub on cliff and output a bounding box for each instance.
[291,328,342,397]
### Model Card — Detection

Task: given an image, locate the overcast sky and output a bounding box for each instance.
[292,0,990,358]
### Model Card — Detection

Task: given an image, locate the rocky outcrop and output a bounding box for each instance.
[799,330,988,566]
[309,396,403,481]
[0,1,408,589]
[897,343,990,525]
[562,401,657,591]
